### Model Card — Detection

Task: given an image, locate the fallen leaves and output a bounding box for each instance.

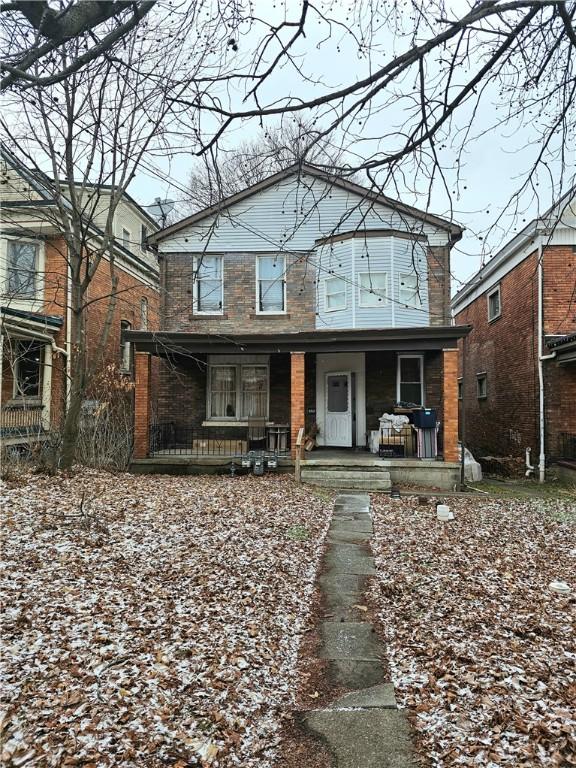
[369,495,576,767]
[0,470,332,767]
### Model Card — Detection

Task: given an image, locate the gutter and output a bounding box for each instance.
[536,236,557,484]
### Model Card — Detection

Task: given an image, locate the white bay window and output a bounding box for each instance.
[399,272,422,308]
[358,271,388,307]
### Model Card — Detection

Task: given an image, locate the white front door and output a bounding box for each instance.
[324,372,352,446]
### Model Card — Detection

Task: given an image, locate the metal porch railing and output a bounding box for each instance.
[149,422,290,457]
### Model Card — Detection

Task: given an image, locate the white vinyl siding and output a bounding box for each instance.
[256,255,286,313]
[194,256,223,314]
[358,271,387,307]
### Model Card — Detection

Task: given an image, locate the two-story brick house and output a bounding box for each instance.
[0,146,160,447]
[128,164,470,488]
[452,188,576,481]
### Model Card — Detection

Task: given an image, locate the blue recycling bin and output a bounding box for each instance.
[412,408,437,429]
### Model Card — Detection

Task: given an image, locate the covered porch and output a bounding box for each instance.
[127,326,469,488]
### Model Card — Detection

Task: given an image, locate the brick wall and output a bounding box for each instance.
[442,348,459,462]
[162,251,316,334]
[427,245,451,326]
[543,245,576,335]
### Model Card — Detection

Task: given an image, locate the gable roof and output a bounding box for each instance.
[148,163,464,244]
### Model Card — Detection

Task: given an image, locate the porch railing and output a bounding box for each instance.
[149,422,290,457]
[557,432,576,461]
[0,404,45,436]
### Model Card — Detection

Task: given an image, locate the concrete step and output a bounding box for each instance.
[302,469,391,490]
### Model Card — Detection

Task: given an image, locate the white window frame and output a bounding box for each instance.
[122,228,131,250]
[396,354,425,406]
[193,255,224,315]
[399,272,423,308]
[477,372,487,399]
[256,255,287,314]
[5,238,39,300]
[324,276,347,312]
[358,271,388,308]
[487,285,501,322]
[206,355,270,422]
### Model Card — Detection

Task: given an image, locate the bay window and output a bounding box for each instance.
[399,273,422,308]
[257,255,286,313]
[208,357,269,420]
[358,271,387,307]
[194,256,223,313]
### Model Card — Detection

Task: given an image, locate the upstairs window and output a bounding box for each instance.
[122,228,131,249]
[487,285,501,321]
[140,297,148,330]
[141,224,149,250]
[325,276,346,311]
[195,256,223,313]
[14,340,42,398]
[397,354,424,406]
[399,273,423,308]
[477,372,487,399]
[257,255,286,313]
[7,241,37,298]
[120,320,132,372]
[358,271,388,307]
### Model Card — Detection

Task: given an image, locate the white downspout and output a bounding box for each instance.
[536,237,557,484]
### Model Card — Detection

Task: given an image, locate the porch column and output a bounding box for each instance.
[443,348,459,463]
[290,351,305,459]
[134,352,151,459]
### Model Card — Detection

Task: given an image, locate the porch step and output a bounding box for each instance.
[301,468,392,491]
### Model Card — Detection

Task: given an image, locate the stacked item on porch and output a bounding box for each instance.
[411,408,438,459]
[369,413,414,457]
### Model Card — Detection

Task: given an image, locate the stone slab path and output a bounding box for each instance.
[304,492,416,768]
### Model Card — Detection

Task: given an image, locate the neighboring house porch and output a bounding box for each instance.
[128,326,468,489]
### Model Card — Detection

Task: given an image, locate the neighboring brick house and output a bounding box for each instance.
[0,146,160,446]
[451,188,576,479]
[128,164,470,488]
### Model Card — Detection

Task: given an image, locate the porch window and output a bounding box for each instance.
[13,340,43,398]
[195,255,223,313]
[209,361,269,419]
[397,354,424,405]
[325,276,346,311]
[399,273,422,308]
[358,271,387,307]
[7,240,37,298]
[257,255,286,313]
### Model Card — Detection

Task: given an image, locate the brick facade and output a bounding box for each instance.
[427,246,452,325]
[442,348,459,462]
[455,245,576,459]
[290,352,305,457]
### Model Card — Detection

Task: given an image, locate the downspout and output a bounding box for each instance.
[536,237,557,484]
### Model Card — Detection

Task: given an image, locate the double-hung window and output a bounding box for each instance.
[257,255,286,313]
[487,286,501,321]
[358,272,387,307]
[397,354,424,405]
[325,276,346,311]
[122,228,131,249]
[208,358,269,420]
[7,240,37,298]
[399,273,422,308]
[195,256,223,313]
[14,340,43,398]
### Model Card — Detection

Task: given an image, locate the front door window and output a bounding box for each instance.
[325,372,352,446]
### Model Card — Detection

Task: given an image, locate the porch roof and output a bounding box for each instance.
[126,325,471,356]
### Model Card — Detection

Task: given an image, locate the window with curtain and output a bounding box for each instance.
[14,340,43,397]
[257,255,285,313]
[358,271,388,307]
[195,256,223,313]
[208,362,269,420]
[8,241,37,297]
[397,355,424,405]
[241,366,268,418]
[325,276,346,311]
[210,366,237,417]
[399,273,422,308]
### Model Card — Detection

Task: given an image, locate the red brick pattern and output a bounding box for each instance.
[543,246,576,335]
[290,352,305,458]
[442,348,459,462]
[134,352,151,458]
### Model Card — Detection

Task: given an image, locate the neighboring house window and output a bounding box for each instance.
[325,276,346,311]
[140,297,148,330]
[358,272,387,307]
[194,256,223,313]
[257,255,286,313]
[477,373,487,399]
[209,361,269,419]
[487,285,501,321]
[399,273,422,308]
[120,320,132,372]
[122,228,131,249]
[397,354,424,405]
[13,340,42,398]
[7,240,37,297]
[141,225,149,249]
[458,378,463,400]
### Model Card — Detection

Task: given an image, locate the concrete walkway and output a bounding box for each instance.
[304,493,416,767]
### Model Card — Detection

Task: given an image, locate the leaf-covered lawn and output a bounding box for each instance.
[1,471,331,767]
[369,495,576,768]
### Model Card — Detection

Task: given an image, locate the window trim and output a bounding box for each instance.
[357,271,388,308]
[193,255,224,315]
[398,272,423,309]
[206,355,270,422]
[487,285,501,322]
[324,275,347,312]
[476,372,487,399]
[396,353,425,406]
[120,320,133,373]
[255,255,287,315]
[6,238,39,299]
[12,339,43,399]
[122,227,131,250]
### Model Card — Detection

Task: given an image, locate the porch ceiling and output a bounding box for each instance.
[126,325,471,356]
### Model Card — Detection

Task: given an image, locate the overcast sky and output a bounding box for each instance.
[130,0,573,293]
